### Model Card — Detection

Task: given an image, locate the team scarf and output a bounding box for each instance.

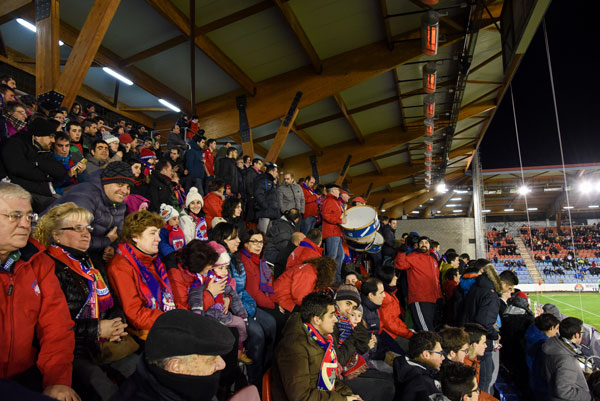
[302,182,317,196]
[49,245,113,319]
[4,113,27,132]
[304,322,339,391]
[335,308,354,345]
[206,269,231,304]
[173,184,186,209]
[189,211,208,240]
[166,224,186,251]
[241,249,273,294]
[117,243,175,312]
[298,240,322,256]
[334,307,368,378]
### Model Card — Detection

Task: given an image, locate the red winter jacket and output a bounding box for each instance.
[240,251,275,309]
[394,251,442,305]
[168,266,216,311]
[203,191,224,228]
[285,238,323,271]
[321,193,344,239]
[379,289,413,340]
[273,263,318,312]
[0,239,75,387]
[301,184,319,218]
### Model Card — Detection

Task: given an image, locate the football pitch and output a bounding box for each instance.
[527,292,600,330]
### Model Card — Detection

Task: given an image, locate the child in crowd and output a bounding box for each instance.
[179,187,208,243]
[139,148,157,176]
[189,242,252,364]
[158,203,186,269]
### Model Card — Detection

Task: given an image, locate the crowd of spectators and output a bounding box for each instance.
[1,75,598,401]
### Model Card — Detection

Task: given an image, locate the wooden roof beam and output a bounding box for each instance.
[121,35,187,66]
[145,0,255,95]
[35,0,59,96]
[333,94,364,144]
[292,124,322,153]
[274,0,321,73]
[0,0,31,21]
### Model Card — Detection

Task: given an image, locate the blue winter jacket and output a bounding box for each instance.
[524,324,551,398]
[185,140,205,179]
[230,255,257,318]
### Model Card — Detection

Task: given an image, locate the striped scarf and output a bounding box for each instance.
[335,308,368,377]
[304,322,339,391]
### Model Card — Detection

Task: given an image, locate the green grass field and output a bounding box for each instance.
[527,292,600,330]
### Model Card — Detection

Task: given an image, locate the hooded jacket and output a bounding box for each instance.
[216,157,240,194]
[265,215,297,263]
[394,250,442,305]
[203,192,224,228]
[393,356,441,401]
[46,174,127,252]
[380,287,413,340]
[185,140,205,179]
[321,193,344,239]
[542,336,591,401]
[451,272,478,326]
[271,313,354,401]
[524,324,551,399]
[253,172,280,220]
[500,296,534,378]
[286,238,323,272]
[1,132,66,197]
[0,239,75,388]
[458,265,502,349]
[380,224,396,259]
[147,171,176,213]
[273,262,318,313]
[301,183,319,218]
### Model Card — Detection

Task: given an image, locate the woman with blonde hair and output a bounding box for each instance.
[106,209,175,340]
[34,202,134,401]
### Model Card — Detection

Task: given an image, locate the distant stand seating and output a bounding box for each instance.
[486,230,533,284]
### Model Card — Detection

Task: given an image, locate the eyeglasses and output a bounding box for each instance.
[427,350,445,357]
[466,387,481,397]
[0,212,38,223]
[59,225,94,233]
[248,240,263,245]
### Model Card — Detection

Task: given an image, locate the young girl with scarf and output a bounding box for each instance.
[158,204,186,269]
[179,187,208,243]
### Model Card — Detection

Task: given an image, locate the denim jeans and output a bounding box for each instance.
[479,349,494,393]
[245,308,276,387]
[325,236,345,282]
[300,216,317,235]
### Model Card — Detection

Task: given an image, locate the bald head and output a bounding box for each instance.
[291,232,306,246]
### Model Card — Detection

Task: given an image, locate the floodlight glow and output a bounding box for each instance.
[455,190,469,194]
[481,209,491,213]
[579,181,593,194]
[543,187,562,192]
[452,210,463,213]
[527,207,538,211]
[446,204,458,207]
[436,182,447,193]
[589,205,599,209]
[429,198,434,201]
[450,197,461,201]
[103,67,133,86]
[380,209,387,213]
[158,99,181,113]
[16,18,64,45]
[504,208,514,212]
[517,185,531,195]
[411,211,420,214]
[563,206,574,210]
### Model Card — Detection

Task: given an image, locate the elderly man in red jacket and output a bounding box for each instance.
[321,183,347,282]
[394,236,442,331]
[286,227,323,272]
[299,175,319,234]
[0,183,78,401]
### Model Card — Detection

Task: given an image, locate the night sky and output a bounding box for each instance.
[479,1,600,170]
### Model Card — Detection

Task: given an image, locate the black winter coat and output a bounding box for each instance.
[264,216,297,263]
[458,266,502,350]
[244,168,261,222]
[381,224,396,259]
[45,174,127,253]
[147,171,176,212]
[253,173,280,219]
[48,245,123,359]
[216,157,240,194]
[393,356,441,401]
[1,132,65,196]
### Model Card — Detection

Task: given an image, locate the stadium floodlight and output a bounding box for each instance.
[452,210,463,213]
[436,182,447,193]
[450,197,461,201]
[158,99,181,113]
[446,204,458,207]
[481,209,491,213]
[563,206,574,210]
[429,198,434,201]
[455,190,469,194]
[16,18,64,45]
[411,211,420,214]
[543,187,562,192]
[527,207,538,211]
[517,185,531,195]
[579,181,593,194]
[504,208,514,212]
[380,209,387,213]
[102,67,133,86]
[589,205,599,208]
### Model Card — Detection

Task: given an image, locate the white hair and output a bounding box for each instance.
[0,182,32,201]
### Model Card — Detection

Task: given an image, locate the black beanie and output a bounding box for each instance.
[29,118,57,137]
[101,161,135,186]
[145,310,235,360]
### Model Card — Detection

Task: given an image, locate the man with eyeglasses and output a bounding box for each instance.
[1,118,66,212]
[394,331,445,401]
[0,182,80,401]
[0,101,28,142]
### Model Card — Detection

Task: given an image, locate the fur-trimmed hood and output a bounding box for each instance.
[482,263,503,293]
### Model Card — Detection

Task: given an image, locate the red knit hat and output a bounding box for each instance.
[119,132,133,144]
[139,148,156,160]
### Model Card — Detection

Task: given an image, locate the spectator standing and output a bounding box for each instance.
[543,317,592,401]
[214,142,231,175]
[321,183,347,282]
[381,218,397,262]
[264,208,301,264]
[216,146,240,195]
[525,313,560,400]
[394,236,442,331]
[254,162,280,234]
[166,124,186,154]
[278,172,305,215]
[202,138,217,191]
[147,160,177,213]
[244,158,263,223]
[300,175,319,234]
[376,265,413,345]
[185,134,206,195]
[0,183,79,401]
[1,118,65,212]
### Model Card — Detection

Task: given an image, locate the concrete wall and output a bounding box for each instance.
[395,217,476,256]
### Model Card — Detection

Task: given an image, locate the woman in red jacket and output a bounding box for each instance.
[107,210,175,340]
[375,264,413,349]
[240,229,288,339]
[203,179,225,228]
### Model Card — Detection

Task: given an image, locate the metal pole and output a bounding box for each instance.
[472,149,486,258]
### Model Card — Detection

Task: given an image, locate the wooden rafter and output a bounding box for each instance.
[333,94,364,144]
[121,35,187,66]
[35,0,59,96]
[469,51,502,75]
[0,0,30,20]
[291,124,321,153]
[145,0,255,95]
[273,0,321,73]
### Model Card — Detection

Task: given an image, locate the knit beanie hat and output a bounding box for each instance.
[207,241,231,267]
[140,148,156,160]
[146,310,234,360]
[29,118,56,137]
[159,203,179,222]
[100,161,135,186]
[185,187,204,208]
[335,284,361,306]
[102,132,119,144]
[119,132,133,144]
